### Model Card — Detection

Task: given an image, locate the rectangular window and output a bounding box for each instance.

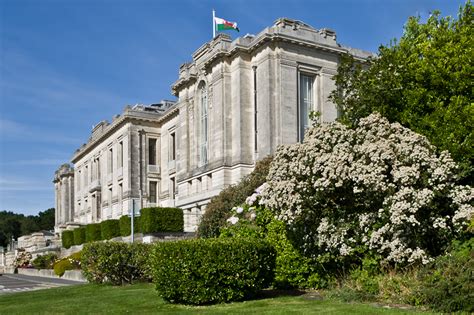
[170,177,176,198]
[149,181,157,204]
[118,183,123,201]
[78,170,82,190]
[299,73,314,141]
[108,148,113,174]
[118,141,123,168]
[170,132,176,161]
[108,187,113,204]
[84,165,89,186]
[149,138,157,165]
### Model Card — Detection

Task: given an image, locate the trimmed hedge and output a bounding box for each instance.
[86,223,102,242]
[150,238,276,305]
[62,230,74,249]
[119,215,141,236]
[81,242,152,285]
[119,215,131,236]
[101,219,120,240]
[73,227,86,245]
[140,207,183,233]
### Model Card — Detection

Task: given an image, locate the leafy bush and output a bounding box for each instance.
[85,223,102,242]
[54,252,81,276]
[61,230,74,249]
[32,253,57,270]
[73,227,86,245]
[262,113,474,266]
[150,238,276,305]
[415,238,474,312]
[100,219,120,240]
[81,242,152,285]
[140,207,183,233]
[221,203,328,289]
[198,156,273,238]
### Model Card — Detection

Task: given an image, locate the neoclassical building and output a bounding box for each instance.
[54,18,371,233]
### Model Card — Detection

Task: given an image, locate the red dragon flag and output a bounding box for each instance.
[214,16,239,32]
[212,10,239,38]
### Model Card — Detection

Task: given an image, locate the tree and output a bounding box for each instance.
[330,2,473,184]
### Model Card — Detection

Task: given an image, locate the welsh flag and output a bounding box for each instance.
[214,16,239,32]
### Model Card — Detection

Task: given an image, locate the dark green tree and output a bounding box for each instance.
[330,2,473,184]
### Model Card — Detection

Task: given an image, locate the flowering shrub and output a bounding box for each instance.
[53,251,81,276]
[261,113,473,265]
[14,249,32,268]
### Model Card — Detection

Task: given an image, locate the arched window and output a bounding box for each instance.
[198,82,208,165]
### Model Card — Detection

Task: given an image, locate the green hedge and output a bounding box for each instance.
[32,253,57,270]
[101,219,120,240]
[119,215,141,236]
[86,223,102,242]
[140,207,183,233]
[81,242,152,285]
[150,238,276,305]
[62,230,74,249]
[73,227,86,245]
[119,215,131,236]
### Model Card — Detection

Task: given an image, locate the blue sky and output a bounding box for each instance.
[0,0,465,216]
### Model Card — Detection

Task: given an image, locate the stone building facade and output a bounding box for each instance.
[54,18,371,233]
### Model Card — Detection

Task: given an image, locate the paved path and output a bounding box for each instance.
[0,273,83,295]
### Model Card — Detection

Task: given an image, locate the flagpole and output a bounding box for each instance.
[212,9,216,38]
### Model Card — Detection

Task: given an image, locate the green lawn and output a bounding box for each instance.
[0,283,433,315]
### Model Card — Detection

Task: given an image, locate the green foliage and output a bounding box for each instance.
[150,238,276,305]
[100,219,121,240]
[62,230,74,249]
[81,242,152,285]
[220,205,329,289]
[140,207,183,233]
[32,253,58,270]
[330,2,474,183]
[73,227,86,245]
[53,252,81,277]
[85,223,102,242]
[415,237,474,312]
[198,156,273,238]
[119,215,131,236]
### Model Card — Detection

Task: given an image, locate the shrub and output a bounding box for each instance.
[61,230,74,249]
[150,238,276,305]
[81,242,152,285]
[221,204,328,289]
[100,219,120,240]
[85,223,102,242]
[73,227,86,245]
[198,156,273,238]
[262,113,474,266]
[415,238,474,312]
[119,215,131,236]
[32,253,57,270]
[53,251,81,276]
[140,207,183,233]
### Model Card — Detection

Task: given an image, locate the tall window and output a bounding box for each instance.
[299,74,314,141]
[149,181,157,203]
[169,132,176,161]
[199,82,208,165]
[118,141,123,168]
[108,148,113,174]
[149,138,157,165]
[170,177,176,199]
